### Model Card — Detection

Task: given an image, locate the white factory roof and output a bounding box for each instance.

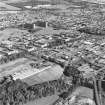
[83,41,93,45]
[7,50,19,55]
[24,4,51,9]
[27,47,36,52]
[24,6,32,9]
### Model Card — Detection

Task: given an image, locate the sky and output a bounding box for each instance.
[82,0,105,4]
[0,0,105,4]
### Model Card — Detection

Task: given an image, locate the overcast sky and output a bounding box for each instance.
[82,0,105,4]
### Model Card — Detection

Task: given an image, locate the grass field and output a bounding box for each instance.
[22,65,63,85]
[5,0,70,10]
[0,28,28,41]
[24,95,59,105]
[7,0,51,10]
[0,2,21,10]
[0,58,29,76]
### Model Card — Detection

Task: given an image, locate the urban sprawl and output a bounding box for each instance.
[0,2,105,105]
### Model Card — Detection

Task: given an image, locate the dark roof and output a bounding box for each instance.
[63,65,80,77]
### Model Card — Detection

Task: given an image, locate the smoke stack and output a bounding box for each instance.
[33,24,36,29]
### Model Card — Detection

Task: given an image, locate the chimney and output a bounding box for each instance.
[46,21,48,28]
[33,24,36,29]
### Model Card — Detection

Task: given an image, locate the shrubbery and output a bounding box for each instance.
[0,76,71,105]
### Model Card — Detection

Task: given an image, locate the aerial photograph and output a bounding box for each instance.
[0,0,105,105]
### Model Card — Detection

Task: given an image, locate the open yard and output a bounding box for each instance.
[24,95,59,105]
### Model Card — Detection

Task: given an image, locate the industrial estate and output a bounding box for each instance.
[0,0,105,105]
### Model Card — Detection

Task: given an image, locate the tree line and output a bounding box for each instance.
[0,75,71,105]
[0,51,28,65]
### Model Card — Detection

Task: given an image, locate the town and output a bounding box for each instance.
[0,0,105,105]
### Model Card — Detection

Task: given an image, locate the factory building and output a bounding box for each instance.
[19,20,49,30]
